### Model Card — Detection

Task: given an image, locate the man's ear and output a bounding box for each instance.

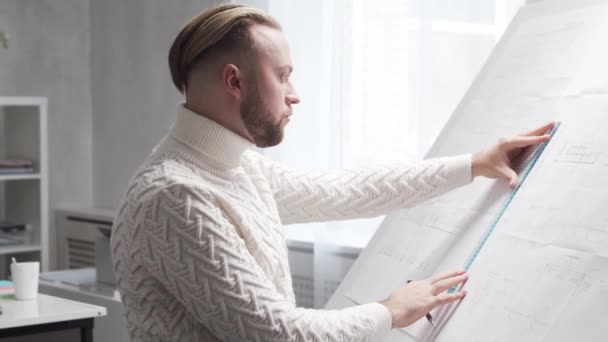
[222,64,243,100]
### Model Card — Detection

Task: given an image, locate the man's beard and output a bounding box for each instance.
[240,87,286,148]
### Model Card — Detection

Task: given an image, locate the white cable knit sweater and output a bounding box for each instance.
[111,104,472,342]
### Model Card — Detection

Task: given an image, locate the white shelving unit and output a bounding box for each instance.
[0,96,48,274]
[0,174,41,181]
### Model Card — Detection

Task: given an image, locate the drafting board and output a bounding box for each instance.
[326,1,608,341]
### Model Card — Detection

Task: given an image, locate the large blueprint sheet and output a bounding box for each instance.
[326,1,608,341]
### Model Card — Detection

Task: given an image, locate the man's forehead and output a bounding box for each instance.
[249,24,290,61]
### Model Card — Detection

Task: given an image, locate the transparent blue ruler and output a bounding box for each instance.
[448,122,561,293]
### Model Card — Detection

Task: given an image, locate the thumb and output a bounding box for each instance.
[503,166,518,188]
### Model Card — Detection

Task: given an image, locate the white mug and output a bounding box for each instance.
[10,259,39,300]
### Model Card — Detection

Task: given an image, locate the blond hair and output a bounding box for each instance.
[168,4,280,93]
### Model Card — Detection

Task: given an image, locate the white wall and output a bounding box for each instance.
[0,0,93,206]
[0,0,94,268]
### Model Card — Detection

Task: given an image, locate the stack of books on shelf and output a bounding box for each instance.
[0,160,34,175]
[0,223,28,246]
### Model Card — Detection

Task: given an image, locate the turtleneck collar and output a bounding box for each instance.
[168,104,254,168]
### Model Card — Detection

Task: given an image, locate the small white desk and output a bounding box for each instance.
[0,293,106,341]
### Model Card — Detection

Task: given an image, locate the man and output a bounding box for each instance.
[111,4,553,341]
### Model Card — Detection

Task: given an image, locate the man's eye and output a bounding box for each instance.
[282,73,290,81]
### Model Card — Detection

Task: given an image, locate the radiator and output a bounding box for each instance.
[55,208,114,270]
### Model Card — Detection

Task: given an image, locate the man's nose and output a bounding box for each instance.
[287,86,300,105]
[287,82,300,105]
[287,92,300,105]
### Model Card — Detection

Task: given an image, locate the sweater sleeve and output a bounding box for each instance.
[139,184,392,342]
[243,151,473,225]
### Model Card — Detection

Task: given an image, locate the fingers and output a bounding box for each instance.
[519,121,555,137]
[432,273,469,295]
[428,269,465,284]
[435,289,467,305]
[500,135,550,150]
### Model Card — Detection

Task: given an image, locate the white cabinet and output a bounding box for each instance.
[0,96,48,274]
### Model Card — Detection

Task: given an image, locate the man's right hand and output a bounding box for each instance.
[379,270,468,328]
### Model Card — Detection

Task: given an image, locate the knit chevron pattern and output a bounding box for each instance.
[243,153,455,224]
[111,109,471,342]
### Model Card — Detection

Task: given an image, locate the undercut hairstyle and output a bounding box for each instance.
[168,4,281,93]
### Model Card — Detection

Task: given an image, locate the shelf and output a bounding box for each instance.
[0,97,47,107]
[0,173,40,181]
[0,243,41,255]
[0,96,48,273]
[0,230,40,255]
